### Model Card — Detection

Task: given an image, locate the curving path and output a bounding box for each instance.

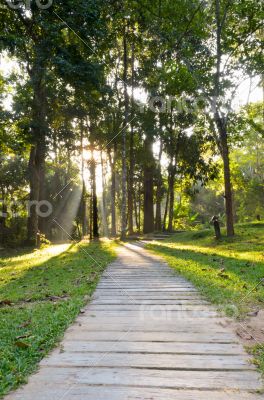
[6,243,263,399]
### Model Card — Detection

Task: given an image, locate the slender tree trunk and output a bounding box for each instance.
[134,191,139,231]
[27,146,39,245]
[108,143,117,237]
[143,135,154,234]
[218,123,235,236]
[155,140,163,231]
[100,150,109,237]
[89,190,93,241]
[121,23,129,240]
[128,42,135,235]
[90,156,99,239]
[138,179,142,232]
[27,56,47,246]
[168,165,175,232]
[27,142,45,245]
[38,140,46,236]
[162,168,171,232]
[88,143,99,240]
[80,121,87,237]
[214,0,234,236]
[0,192,7,245]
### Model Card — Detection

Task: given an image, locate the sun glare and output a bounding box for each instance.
[81,149,109,196]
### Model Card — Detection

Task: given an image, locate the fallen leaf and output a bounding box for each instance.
[18,320,32,328]
[236,331,253,340]
[218,272,229,279]
[15,333,32,340]
[247,310,259,317]
[0,299,13,306]
[15,341,30,349]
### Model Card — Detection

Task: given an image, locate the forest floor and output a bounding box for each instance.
[147,222,264,374]
[0,240,116,397]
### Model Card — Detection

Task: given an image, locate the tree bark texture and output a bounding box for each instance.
[143,135,154,234]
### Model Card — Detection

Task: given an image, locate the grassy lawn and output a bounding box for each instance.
[147,222,264,372]
[0,240,116,397]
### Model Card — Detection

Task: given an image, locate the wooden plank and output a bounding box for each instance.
[41,352,253,370]
[96,289,197,293]
[69,323,231,333]
[93,293,204,298]
[25,367,262,390]
[74,316,231,327]
[63,330,237,343]
[76,315,222,324]
[5,386,263,400]
[61,340,245,355]
[92,295,205,300]
[80,311,219,318]
[87,304,215,311]
[92,299,210,304]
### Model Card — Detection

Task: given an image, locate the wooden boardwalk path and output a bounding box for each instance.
[6,243,263,399]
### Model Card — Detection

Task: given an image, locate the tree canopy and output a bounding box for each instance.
[0,0,263,246]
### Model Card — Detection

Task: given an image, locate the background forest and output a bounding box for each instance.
[0,0,263,246]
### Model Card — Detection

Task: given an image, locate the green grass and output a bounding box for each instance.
[147,222,264,373]
[0,240,116,397]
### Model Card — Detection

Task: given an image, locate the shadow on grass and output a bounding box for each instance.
[0,240,114,303]
[145,241,264,307]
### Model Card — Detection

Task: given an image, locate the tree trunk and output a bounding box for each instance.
[81,180,88,238]
[27,56,47,246]
[38,140,47,236]
[155,140,163,231]
[0,193,7,245]
[138,179,142,232]
[168,163,176,232]
[168,177,175,232]
[219,125,235,236]
[100,150,109,237]
[80,122,87,237]
[108,143,117,237]
[90,157,99,239]
[89,187,93,241]
[128,42,135,235]
[143,135,154,234]
[90,155,99,239]
[27,146,39,245]
[214,0,234,237]
[121,23,129,240]
[27,141,45,245]
[163,184,169,231]
[134,191,139,231]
